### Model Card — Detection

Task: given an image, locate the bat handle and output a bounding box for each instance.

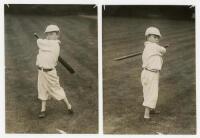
[34,33,39,39]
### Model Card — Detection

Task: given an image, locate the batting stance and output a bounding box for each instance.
[141,26,167,120]
[36,25,73,118]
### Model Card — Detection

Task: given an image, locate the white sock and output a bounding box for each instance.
[41,100,46,112]
[63,97,71,109]
[144,107,150,119]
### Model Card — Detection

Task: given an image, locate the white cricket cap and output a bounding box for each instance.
[45,25,60,33]
[145,26,162,37]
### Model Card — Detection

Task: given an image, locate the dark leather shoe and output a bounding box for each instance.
[68,108,74,114]
[38,111,46,118]
[150,110,160,114]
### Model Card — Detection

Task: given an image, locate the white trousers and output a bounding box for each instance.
[38,69,66,101]
[141,69,159,109]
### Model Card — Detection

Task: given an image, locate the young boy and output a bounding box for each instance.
[36,25,73,118]
[141,26,167,119]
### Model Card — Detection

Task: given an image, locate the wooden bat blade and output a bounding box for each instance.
[58,56,75,74]
[113,52,142,61]
[113,44,170,61]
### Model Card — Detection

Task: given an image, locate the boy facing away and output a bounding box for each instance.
[141,26,168,120]
[36,25,73,118]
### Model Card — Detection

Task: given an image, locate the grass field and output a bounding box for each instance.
[5,14,98,133]
[103,17,196,134]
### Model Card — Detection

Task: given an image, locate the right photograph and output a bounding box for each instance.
[103,5,196,134]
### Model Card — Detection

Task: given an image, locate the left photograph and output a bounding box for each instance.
[5,4,98,133]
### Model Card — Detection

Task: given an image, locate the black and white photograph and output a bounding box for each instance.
[1,0,200,138]
[103,5,196,134]
[5,4,98,133]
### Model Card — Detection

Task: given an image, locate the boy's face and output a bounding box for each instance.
[147,34,160,43]
[46,31,60,40]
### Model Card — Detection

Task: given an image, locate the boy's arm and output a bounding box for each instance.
[157,44,166,55]
[37,39,50,51]
[36,39,58,52]
[34,33,60,51]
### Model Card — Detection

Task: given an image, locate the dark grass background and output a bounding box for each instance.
[5,4,98,133]
[103,5,196,134]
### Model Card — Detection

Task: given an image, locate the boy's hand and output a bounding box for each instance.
[164,44,170,48]
[57,40,61,45]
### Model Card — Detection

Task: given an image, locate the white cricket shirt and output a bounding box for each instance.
[142,41,166,71]
[36,39,60,69]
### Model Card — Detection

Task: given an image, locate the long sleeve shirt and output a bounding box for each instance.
[36,39,60,69]
[142,41,166,71]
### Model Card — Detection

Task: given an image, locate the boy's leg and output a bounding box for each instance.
[38,100,47,118]
[141,70,151,119]
[38,70,48,118]
[63,97,73,114]
[63,97,72,109]
[141,71,159,111]
[46,69,73,113]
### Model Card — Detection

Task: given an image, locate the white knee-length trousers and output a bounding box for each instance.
[141,69,159,109]
[38,69,66,101]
